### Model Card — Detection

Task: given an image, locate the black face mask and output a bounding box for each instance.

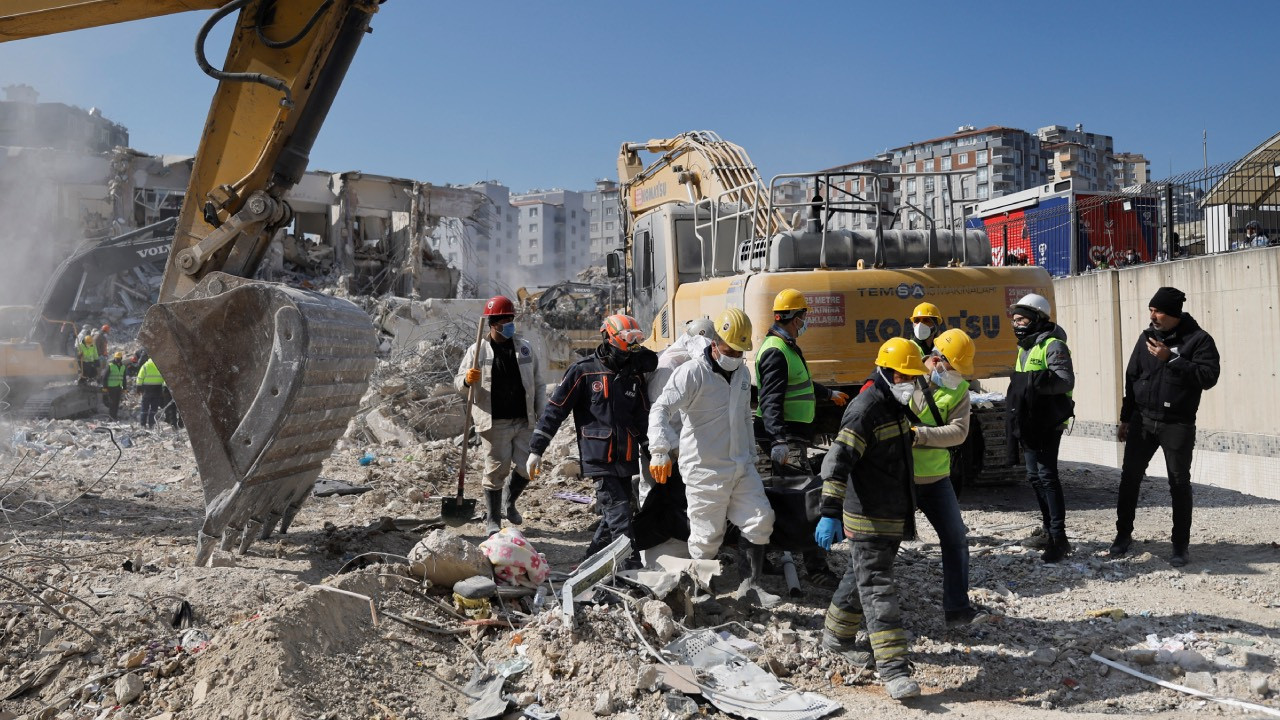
[606,344,631,367]
[1013,324,1034,339]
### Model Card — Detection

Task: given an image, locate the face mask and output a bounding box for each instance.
[499,322,516,339]
[913,322,933,341]
[1012,323,1033,339]
[892,382,916,405]
[931,368,963,390]
[715,352,743,372]
[607,345,632,365]
[796,319,808,338]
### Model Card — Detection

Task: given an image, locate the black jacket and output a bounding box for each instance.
[1008,322,1075,450]
[530,344,658,477]
[756,330,833,445]
[819,373,915,541]
[1120,313,1219,425]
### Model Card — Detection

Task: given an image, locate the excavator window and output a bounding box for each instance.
[637,230,654,288]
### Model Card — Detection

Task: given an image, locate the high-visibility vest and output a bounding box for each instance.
[105,362,126,388]
[137,359,165,386]
[754,335,816,424]
[79,341,99,362]
[912,379,971,477]
[1015,337,1072,423]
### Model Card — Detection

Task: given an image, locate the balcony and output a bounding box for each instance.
[991,154,1014,167]
[992,172,1016,185]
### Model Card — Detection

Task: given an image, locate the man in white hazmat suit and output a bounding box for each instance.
[648,308,778,607]
[640,318,716,505]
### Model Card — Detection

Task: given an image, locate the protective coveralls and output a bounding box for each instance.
[648,343,774,560]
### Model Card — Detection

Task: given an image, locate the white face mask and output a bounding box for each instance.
[913,322,933,341]
[892,382,916,405]
[931,368,964,390]
[715,352,743,372]
[796,319,808,338]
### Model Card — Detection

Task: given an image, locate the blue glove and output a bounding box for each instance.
[815,517,841,550]
[770,442,789,466]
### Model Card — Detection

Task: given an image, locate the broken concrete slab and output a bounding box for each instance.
[408,529,492,587]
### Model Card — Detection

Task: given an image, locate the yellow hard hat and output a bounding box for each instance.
[910,302,942,322]
[113,351,124,360]
[875,337,927,376]
[933,329,975,376]
[772,289,808,314]
[714,308,753,352]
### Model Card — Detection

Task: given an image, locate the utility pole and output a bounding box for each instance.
[1203,129,1208,172]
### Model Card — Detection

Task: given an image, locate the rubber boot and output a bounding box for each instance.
[504,471,529,525]
[735,544,781,608]
[484,489,503,536]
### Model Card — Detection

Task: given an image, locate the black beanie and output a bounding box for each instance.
[1149,286,1186,317]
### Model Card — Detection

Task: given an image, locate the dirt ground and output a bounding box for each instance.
[2,405,1280,720]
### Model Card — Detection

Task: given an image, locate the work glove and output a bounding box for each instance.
[649,452,672,484]
[464,368,480,386]
[830,390,850,407]
[525,453,543,478]
[770,442,789,466]
[815,517,842,551]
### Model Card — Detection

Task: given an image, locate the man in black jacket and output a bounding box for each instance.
[527,314,657,569]
[1110,287,1220,568]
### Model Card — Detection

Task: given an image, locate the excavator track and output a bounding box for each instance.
[139,273,376,566]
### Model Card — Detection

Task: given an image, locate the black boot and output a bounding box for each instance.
[1107,533,1133,557]
[735,544,781,608]
[504,471,529,525]
[484,489,503,536]
[1041,533,1069,563]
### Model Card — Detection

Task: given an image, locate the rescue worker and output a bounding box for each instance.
[76,334,100,386]
[648,309,778,606]
[136,356,165,428]
[527,313,657,568]
[815,337,926,701]
[101,351,127,421]
[907,302,944,356]
[1111,287,1220,567]
[909,329,983,626]
[755,289,849,469]
[1007,293,1075,563]
[94,324,110,359]
[455,295,545,535]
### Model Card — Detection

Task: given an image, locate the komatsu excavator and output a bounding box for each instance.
[1,1,382,565]
[615,131,1053,430]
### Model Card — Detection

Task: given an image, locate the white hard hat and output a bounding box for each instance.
[685,317,716,338]
[1010,293,1051,320]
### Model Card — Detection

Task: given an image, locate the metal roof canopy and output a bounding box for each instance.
[1202,130,1280,208]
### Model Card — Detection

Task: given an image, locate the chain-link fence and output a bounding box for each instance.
[968,150,1280,276]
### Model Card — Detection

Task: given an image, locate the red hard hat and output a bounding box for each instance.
[101,324,110,332]
[482,295,515,317]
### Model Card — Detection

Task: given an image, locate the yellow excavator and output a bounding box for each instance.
[2,1,382,565]
[614,130,1053,426]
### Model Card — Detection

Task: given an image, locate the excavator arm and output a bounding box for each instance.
[1,1,382,565]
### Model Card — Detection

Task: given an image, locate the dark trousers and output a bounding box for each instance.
[105,386,123,420]
[161,386,180,427]
[1023,428,1066,537]
[584,474,638,568]
[824,539,910,680]
[140,385,163,428]
[1117,413,1195,549]
[915,478,970,613]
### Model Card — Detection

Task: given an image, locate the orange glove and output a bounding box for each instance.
[830,390,850,407]
[464,368,480,386]
[649,454,672,484]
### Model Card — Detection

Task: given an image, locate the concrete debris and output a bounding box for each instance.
[560,535,632,625]
[408,530,492,586]
[640,600,676,643]
[113,672,144,705]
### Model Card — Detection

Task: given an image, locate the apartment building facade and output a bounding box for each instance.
[585,179,623,261]
[1112,152,1151,189]
[1037,124,1115,191]
[510,188,591,288]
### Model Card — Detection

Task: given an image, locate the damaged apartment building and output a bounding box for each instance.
[0,85,488,320]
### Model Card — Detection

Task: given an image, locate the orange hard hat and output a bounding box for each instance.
[101,324,110,332]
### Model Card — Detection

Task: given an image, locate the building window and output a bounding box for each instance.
[529,207,539,217]
[977,150,987,164]
[591,223,599,232]
[957,152,968,164]
[571,225,577,234]
[977,167,988,182]
[605,221,614,231]
[924,177,935,191]
[907,179,917,192]
[977,184,989,200]
[529,223,538,232]
[529,238,539,249]
[942,157,952,171]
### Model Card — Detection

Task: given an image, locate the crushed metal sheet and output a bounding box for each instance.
[560,535,632,625]
[312,477,372,497]
[662,629,840,720]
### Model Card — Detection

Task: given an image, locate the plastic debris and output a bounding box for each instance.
[553,491,592,504]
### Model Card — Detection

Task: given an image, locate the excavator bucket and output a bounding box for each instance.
[139,273,376,566]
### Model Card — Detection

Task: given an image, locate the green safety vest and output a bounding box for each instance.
[137,359,165,386]
[79,342,99,362]
[1015,337,1072,423]
[912,379,971,477]
[754,335,816,424]
[105,362,125,388]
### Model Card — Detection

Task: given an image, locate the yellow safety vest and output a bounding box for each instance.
[137,359,165,386]
[912,380,970,477]
[754,335,816,424]
[105,362,126,388]
[79,342,99,362]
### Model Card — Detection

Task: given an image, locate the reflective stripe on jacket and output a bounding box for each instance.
[754,335,816,423]
[911,380,970,478]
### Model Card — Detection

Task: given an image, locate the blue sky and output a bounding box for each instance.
[1,0,1275,192]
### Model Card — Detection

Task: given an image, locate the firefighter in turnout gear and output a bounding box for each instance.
[455,295,546,535]
[815,337,926,701]
[528,313,658,569]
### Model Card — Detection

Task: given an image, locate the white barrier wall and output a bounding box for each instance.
[1053,246,1280,499]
